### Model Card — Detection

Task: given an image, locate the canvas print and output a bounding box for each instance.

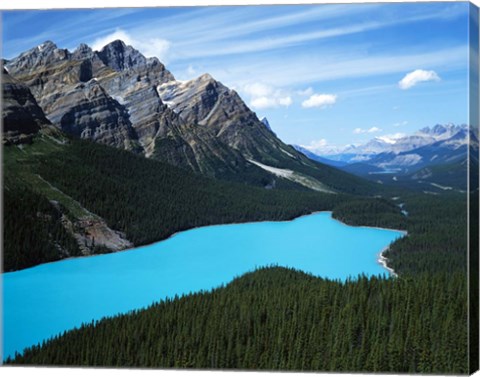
[1,2,479,374]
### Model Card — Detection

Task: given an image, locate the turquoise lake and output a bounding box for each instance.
[2,212,404,359]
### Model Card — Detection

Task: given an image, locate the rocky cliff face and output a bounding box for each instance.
[4,40,260,178]
[6,41,70,74]
[4,39,336,190]
[2,69,51,144]
[157,74,305,165]
[48,80,139,150]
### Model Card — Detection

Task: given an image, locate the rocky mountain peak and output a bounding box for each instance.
[6,41,69,74]
[4,39,329,189]
[72,43,94,60]
[261,117,272,131]
[198,73,215,82]
[417,123,465,142]
[97,39,147,72]
[37,40,57,52]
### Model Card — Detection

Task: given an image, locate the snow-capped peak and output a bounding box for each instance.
[416,123,466,141]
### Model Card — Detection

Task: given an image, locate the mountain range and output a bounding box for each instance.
[294,124,476,191]
[2,39,383,271]
[4,39,373,194]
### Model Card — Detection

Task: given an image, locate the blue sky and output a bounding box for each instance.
[2,3,470,154]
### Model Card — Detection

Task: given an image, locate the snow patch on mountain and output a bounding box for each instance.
[248,159,335,194]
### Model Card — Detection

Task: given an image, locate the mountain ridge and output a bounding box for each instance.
[4,39,376,194]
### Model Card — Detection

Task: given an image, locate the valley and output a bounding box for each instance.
[296,124,478,192]
[1,32,475,374]
[2,212,403,359]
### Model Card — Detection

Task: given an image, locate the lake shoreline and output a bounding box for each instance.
[4,210,408,275]
[377,247,398,277]
[3,210,406,359]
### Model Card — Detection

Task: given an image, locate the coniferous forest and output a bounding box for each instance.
[3,5,478,372]
[9,268,467,374]
[4,135,471,373]
[3,137,401,271]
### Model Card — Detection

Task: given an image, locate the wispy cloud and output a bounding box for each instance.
[172,5,380,47]
[353,127,382,134]
[120,3,466,62]
[3,9,143,57]
[297,87,314,97]
[206,45,465,90]
[172,21,388,60]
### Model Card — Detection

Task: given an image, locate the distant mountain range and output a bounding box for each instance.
[292,145,347,168]
[293,124,476,191]
[319,124,468,163]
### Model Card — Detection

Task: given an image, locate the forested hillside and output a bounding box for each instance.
[8,267,467,374]
[7,180,469,372]
[2,18,473,375]
[3,133,400,271]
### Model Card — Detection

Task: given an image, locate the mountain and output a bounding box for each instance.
[2,72,340,271]
[260,117,275,132]
[292,123,470,191]
[2,40,387,270]
[293,145,347,168]
[322,124,467,165]
[340,126,470,190]
[2,69,53,144]
[5,40,376,194]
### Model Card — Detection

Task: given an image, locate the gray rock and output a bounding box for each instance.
[46,79,139,150]
[6,41,70,75]
[97,39,149,72]
[5,39,315,182]
[156,74,300,165]
[2,69,50,144]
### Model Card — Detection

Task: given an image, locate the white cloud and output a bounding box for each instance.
[305,139,328,149]
[301,139,327,153]
[301,139,341,155]
[394,121,409,127]
[398,69,441,90]
[353,127,382,134]
[91,30,133,51]
[377,133,406,144]
[302,94,337,109]
[250,97,277,109]
[91,29,171,62]
[243,83,292,109]
[250,96,292,109]
[278,96,293,107]
[244,83,273,98]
